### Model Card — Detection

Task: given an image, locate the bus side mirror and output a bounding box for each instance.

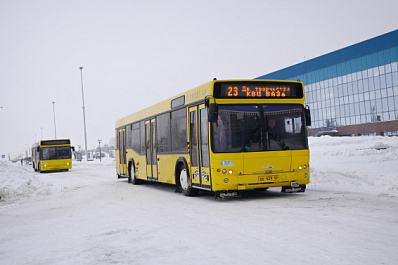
[71,146,75,152]
[37,147,40,152]
[304,105,311,126]
[208,103,218,123]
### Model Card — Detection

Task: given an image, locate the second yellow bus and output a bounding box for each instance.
[32,139,74,173]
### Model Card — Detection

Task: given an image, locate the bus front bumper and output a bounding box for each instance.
[41,161,72,171]
[212,171,310,192]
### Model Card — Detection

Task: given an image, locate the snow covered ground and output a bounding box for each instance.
[1,136,397,264]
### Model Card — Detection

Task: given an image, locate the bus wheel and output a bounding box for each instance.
[179,166,197,196]
[129,164,140,185]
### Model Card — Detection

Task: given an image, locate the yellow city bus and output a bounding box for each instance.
[32,139,74,173]
[115,79,311,198]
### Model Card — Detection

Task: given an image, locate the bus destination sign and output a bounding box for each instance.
[213,82,303,99]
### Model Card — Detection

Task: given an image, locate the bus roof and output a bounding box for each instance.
[115,79,304,128]
[32,139,71,148]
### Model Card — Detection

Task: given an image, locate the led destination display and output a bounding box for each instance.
[213,82,303,99]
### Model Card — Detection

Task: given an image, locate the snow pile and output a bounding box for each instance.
[309,136,398,196]
[0,161,52,201]
[0,157,116,202]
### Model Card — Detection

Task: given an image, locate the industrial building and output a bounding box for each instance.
[257,30,398,136]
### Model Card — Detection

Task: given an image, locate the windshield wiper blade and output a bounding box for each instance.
[271,136,290,150]
[241,127,261,152]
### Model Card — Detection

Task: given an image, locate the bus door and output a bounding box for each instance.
[199,105,211,188]
[145,119,158,181]
[118,128,127,176]
[189,105,211,189]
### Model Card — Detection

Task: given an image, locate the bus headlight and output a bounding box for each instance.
[224,178,229,183]
[222,169,227,174]
[228,170,233,175]
[299,164,308,170]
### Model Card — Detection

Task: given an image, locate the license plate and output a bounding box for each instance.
[259,175,278,182]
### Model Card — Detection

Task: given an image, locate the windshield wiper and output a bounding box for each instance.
[273,137,290,150]
[267,130,289,150]
[241,127,261,152]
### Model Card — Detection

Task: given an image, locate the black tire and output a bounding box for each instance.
[129,163,140,185]
[178,164,198,196]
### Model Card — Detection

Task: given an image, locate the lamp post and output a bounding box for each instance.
[52,101,57,139]
[79,66,88,160]
[98,139,102,162]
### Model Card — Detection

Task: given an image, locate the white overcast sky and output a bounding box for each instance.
[1,0,397,157]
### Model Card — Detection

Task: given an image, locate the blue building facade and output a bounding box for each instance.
[257,30,398,136]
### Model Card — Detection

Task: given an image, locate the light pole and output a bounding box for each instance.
[52,101,57,139]
[98,139,102,162]
[79,66,88,160]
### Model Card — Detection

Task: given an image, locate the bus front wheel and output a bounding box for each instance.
[179,166,197,196]
[129,164,140,185]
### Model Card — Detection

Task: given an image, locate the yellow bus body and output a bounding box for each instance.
[210,150,309,191]
[116,80,310,196]
[39,158,73,172]
[32,139,73,173]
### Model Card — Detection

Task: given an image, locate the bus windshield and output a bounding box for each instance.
[41,146,72,160]
[211,104,308,153]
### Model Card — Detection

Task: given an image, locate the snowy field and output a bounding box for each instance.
[1,136,398,265]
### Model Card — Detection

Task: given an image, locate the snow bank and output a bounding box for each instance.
[0,157,116,202]
[309,136,398,196]
[0,161,52,201]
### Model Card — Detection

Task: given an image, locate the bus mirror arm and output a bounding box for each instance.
[305,105,311,126]
[208,103,218,123]
[205,96,210,107]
